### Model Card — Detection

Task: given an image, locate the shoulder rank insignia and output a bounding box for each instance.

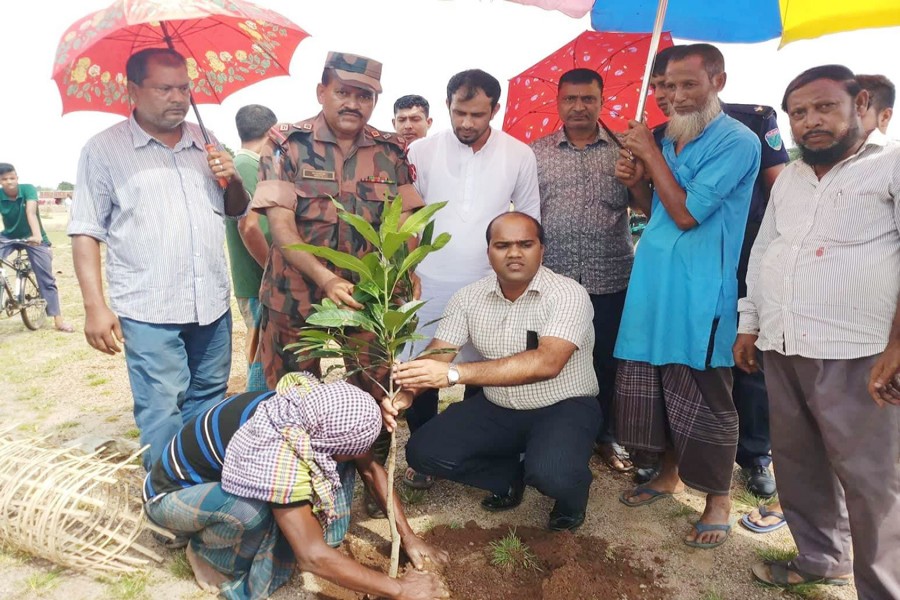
[754,106,764,113]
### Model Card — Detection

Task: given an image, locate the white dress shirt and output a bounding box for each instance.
[739,131,900,359]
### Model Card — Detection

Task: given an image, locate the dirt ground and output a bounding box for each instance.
[0,211,857,600]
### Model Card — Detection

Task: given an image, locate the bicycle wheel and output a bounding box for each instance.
[19,272,47,331]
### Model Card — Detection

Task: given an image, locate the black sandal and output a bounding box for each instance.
[752,560,851,588]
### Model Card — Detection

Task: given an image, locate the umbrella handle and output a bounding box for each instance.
[206,143,229,189]
[635,0,670,122]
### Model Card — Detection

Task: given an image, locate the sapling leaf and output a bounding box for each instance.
[286,243,372,280]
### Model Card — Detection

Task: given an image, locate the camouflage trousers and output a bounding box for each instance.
[259,305,391,464]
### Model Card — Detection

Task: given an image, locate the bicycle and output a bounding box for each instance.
[0,239,48,330]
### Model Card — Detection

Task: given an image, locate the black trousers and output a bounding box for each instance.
[406,392,602,515]
[405,384,483,433]
[732,359,772,468]
[590,290,627,444]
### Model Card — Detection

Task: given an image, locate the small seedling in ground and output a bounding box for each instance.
[489,528,542,572]
[448,521,464,530]
[123,428,140,439]
[700,589,724,600]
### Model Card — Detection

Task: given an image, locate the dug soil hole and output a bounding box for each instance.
[335,521,670,600]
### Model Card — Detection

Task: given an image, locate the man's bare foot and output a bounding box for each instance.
[685,494,732,546]
[53,316,74,333]
[596,442,633,472]
[185,543,230,593]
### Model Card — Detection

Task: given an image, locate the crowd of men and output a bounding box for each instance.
[55,41,898,600]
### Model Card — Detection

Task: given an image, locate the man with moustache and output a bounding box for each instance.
[531,68,647,473]
[735,65,900,596]
[392,95,433,144]
[251,52,423,392]
[70,48,249,468]
[400,70,540,490]
[613,43,760,549]
[645,46,790,505]
[387,213,601,531]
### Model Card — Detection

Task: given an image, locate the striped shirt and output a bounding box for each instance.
[738,131,900,359]
[142,391,275,502]
[435,266,599,409]
[531,127,633,295]
[70,116,232,325]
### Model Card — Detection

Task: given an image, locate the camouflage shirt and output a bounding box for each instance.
[252,112,422,317]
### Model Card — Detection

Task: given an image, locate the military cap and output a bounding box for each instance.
[324,51,383,94]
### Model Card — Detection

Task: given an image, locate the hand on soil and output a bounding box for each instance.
[403,535,450,570]
[396,569,449,600]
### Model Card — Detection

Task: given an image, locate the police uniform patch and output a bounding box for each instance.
[279,124,290,131]
[765,128,783,151]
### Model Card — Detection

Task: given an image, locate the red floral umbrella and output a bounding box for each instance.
[503,30,673,143]
[51,0,310,129]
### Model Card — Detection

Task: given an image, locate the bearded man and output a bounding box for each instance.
[612,44,761,549]
[735,65,900,596]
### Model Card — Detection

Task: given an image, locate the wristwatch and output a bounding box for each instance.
[447,365,460,386]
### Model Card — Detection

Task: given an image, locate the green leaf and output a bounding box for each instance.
[383,309,408,332]
[306,309,378,332]
[338,211,380,248]
[420,220,435,246]
[431,232,452,250]
[382,231,413,260]
[286,243,372,280]
[398,299,426,315]
[379,195,404,241]
[400,201,448,236]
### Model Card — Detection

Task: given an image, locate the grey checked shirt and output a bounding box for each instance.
[70,116,232,325]
[435,266,599,410]
[531,127,633,295]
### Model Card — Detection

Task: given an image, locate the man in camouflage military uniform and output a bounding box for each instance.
[251,51,423,394]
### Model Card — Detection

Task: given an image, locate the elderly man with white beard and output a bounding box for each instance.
[611,44,761,549]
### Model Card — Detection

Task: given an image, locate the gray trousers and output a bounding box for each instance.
[764,352,900,600]
[0,240,61,316]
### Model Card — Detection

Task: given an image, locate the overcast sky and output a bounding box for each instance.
[2,0,898,187]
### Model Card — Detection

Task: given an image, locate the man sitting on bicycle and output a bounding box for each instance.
[0,163,73,332]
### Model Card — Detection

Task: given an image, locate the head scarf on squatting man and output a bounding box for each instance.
[221,372,381,527]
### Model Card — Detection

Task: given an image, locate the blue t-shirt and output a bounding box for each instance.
[615,112,761,369]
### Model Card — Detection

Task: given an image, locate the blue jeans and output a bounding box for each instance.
[120,312,232,469]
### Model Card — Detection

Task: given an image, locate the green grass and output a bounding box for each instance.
[700,589,725,600]
[123,428,141,439]
[398,485,427,506]
[448,520,464,530]
[733,487,778,512]
[755,546,798,563]
[25,568,63,594]
[489,528,541,572]
[104,571,150,600]
[17,423,38,434]
[57,420,79,430]
[86,373,111,387]
[168,550,193,580]
[668,503,697,519]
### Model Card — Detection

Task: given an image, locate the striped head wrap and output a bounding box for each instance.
[221,372,382,526]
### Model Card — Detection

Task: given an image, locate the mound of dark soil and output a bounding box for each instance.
[330,520,670,600]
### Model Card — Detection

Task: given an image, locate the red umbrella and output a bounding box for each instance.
[503,30,673,143]
[51,0,310,143]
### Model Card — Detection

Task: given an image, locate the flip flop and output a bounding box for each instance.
[740,505,786,534]
[751,560,852,588]
[684,521,732,549]
[618,486,672,507]
[402,468,435,490]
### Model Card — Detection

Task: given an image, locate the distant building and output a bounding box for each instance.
[38,190,73,206]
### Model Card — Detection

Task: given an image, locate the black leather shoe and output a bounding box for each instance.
[481,480,525,512]
[744,464,777,498]
[548,508,585,531]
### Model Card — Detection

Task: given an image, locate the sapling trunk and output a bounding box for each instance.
[385,381,401,578]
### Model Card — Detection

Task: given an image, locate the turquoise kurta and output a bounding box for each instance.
[614,112,761,369]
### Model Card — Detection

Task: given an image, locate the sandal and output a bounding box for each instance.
[596,442,634,472]
[402,467,435,490]
[740,505,786,534]
[684,521,732,549]
[618,486,672,507]
[751,560,852,587]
